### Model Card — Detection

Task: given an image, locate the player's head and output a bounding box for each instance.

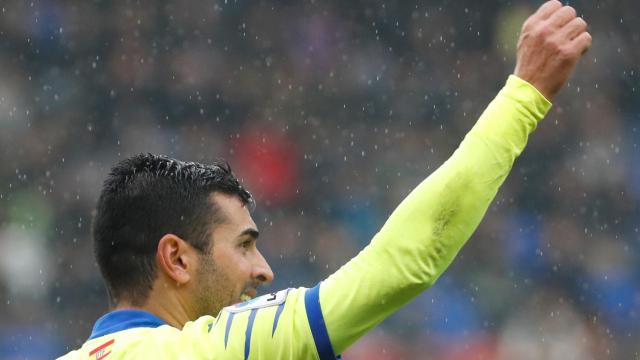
[93,153,274,317]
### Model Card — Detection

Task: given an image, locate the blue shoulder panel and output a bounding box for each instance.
[88,310,166,340]
[304,284,340,360]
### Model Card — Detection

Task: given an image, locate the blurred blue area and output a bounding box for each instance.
[503,211,547,278]
[0,327,64,359]
[421,277,482,342]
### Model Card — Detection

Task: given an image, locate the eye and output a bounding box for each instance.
[240,239,253,250]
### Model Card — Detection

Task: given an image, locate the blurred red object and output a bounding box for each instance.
[231,125,300,206]
[343,332,412,360]
[436,336,497,360]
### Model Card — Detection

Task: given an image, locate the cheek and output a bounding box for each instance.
[232,254,253,279]
[213,248,252,279]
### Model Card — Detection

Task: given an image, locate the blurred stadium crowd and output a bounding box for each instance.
[0,0,638,359]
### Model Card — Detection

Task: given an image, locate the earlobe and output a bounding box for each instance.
[157,234,192,286]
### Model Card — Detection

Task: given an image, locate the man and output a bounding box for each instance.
[59,1,592,359]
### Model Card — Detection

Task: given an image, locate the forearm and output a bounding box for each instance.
[319,75,551,353]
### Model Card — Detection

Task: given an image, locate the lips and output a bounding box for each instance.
[244,288,257,298]
[239,287,258,303]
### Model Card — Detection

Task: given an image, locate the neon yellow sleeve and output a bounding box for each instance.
[319,75,552,354]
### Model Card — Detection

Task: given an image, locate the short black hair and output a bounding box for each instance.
[93,153,253,305]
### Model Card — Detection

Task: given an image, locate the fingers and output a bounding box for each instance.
[554,9,590,55]
[547,5,577,28]
[533,0,563,21]
[543,3,590,54]
[559,16,588,40]
[572,31,593,54]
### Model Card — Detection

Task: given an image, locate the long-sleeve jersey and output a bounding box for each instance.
[58,75,551,360]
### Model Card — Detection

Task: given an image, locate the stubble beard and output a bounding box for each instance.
[193,254,235,318]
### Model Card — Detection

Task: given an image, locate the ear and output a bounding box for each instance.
[156,234,197,286]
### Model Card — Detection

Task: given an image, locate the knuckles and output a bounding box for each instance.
[584,32,593,44]
[563,6,577,19]
[580,32,594,49]
[575,17,588,31]
[532,24,552,40]
[526,24,582,62]
[557,45,578,62]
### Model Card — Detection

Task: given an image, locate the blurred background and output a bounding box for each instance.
[0,0,638,359]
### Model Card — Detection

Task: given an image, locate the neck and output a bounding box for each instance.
[114,292,191,329]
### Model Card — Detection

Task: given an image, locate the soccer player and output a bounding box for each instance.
[59,1,591,359]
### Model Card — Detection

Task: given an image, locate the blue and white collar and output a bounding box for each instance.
[89,310,166,340]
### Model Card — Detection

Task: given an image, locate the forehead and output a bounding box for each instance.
[209,192,257,231]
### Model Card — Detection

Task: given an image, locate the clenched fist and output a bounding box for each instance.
[514,0,592,101]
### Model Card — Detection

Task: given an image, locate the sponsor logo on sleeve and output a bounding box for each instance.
[225,289,290,313]
[89,339,114,360]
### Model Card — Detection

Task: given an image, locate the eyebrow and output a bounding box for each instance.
[238,228,259,240]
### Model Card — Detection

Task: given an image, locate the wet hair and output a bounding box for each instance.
[92,153,253,305]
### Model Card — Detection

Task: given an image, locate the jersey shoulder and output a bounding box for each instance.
[58,287,337,359]
[56,326,184,359]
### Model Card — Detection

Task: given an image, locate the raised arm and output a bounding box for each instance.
[315,1,592,354]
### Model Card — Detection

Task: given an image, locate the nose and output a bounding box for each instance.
[253,249,274,284]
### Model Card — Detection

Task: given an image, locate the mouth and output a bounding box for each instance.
[239,288,258,302]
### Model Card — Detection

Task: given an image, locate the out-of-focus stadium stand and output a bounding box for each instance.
[0,0,638,358]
